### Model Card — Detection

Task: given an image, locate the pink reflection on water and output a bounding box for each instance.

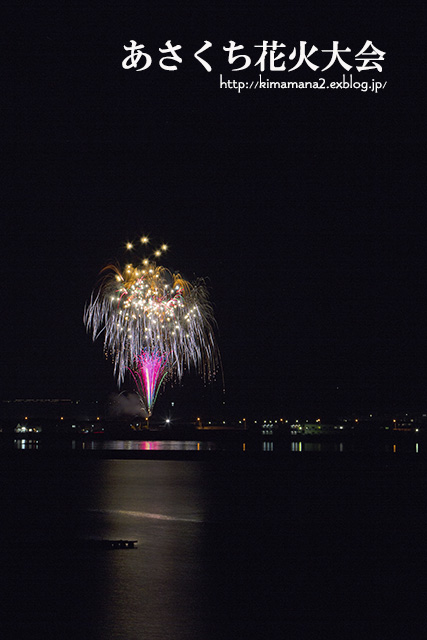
[138,441,160,450]
[82,440,218,451]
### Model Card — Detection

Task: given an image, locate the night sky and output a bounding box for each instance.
[2,3,425,420]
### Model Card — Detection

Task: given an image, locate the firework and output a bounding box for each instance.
[84,239,220,416]
[128,352,169,416]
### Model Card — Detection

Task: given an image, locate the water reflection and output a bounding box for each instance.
[14,439,39,450]
[383,442,421,453]
[290,440,421,453]
[10,438,423,455]
[291,441,343,452]
[299,441,342,452]
[73,439,218,451]
[92,460,210,639]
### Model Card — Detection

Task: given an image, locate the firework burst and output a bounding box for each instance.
[84,238,220,416]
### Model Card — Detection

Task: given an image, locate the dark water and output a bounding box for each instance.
[1,453,426,639]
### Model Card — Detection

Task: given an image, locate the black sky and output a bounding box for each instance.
[2,2,425,419]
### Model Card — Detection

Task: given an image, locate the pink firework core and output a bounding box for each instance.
[129,352,169,416]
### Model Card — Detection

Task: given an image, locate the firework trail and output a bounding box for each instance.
[84,237,220,416]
